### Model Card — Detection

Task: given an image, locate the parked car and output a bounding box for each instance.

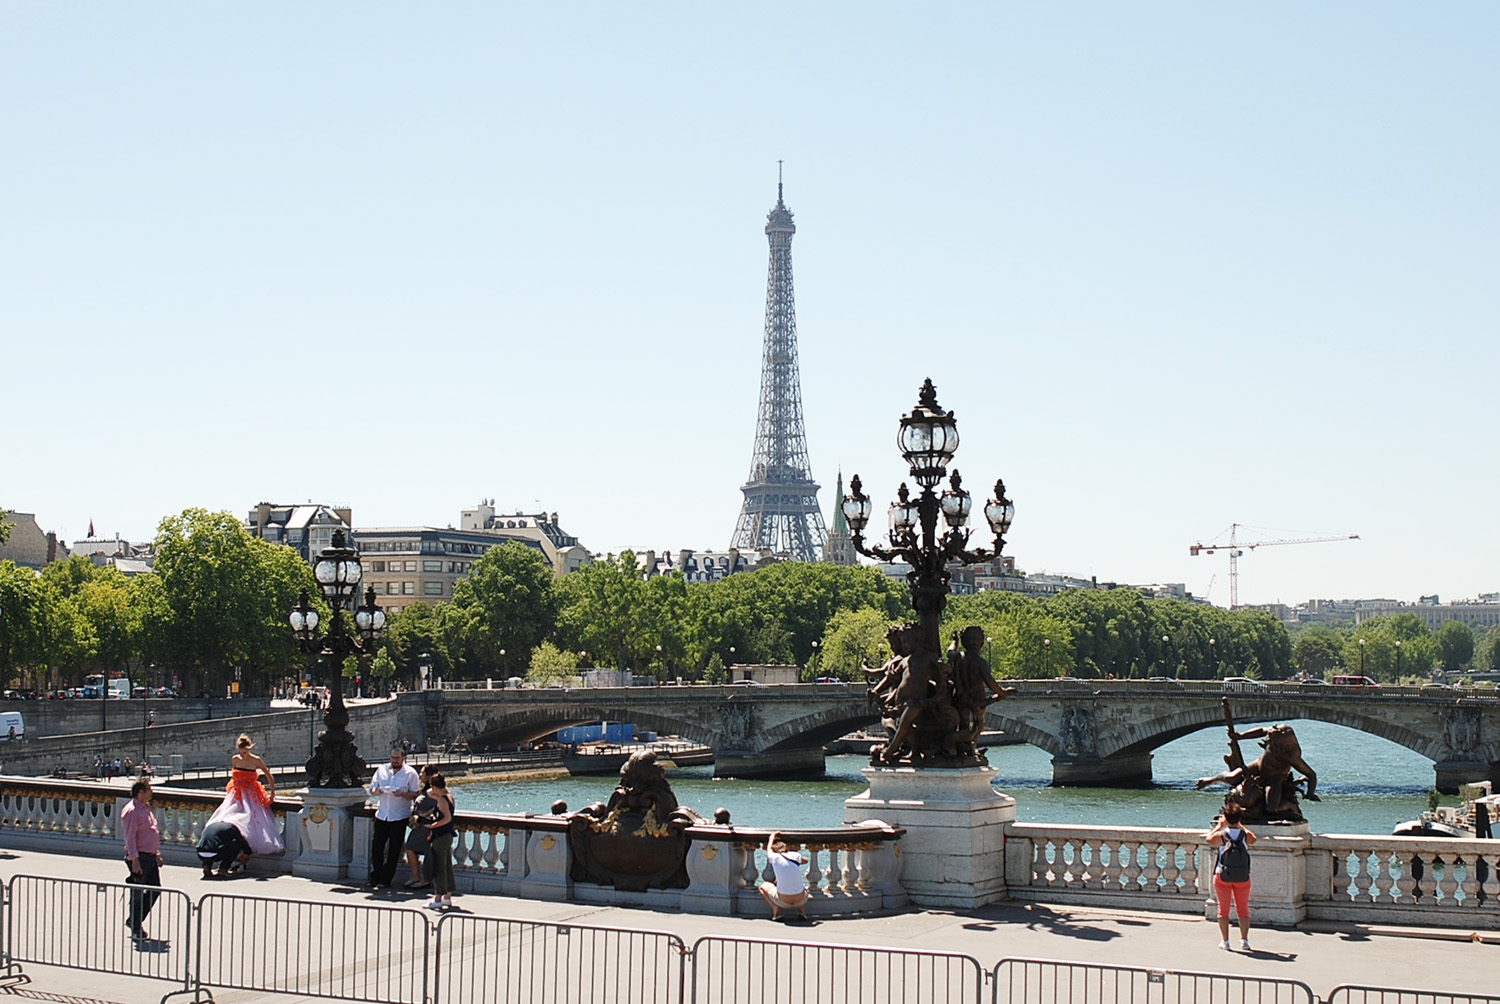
[1145,676,1185,689]
[1420,682,1456,692]
[1332,675,1381,690]
[1222,677,1268,692]
[1299,679,1330,688]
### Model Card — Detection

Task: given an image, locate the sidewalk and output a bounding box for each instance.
[1,844,1496,1003]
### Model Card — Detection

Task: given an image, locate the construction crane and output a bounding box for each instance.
[1189,523,1359,609]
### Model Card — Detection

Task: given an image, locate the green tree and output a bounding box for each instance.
[527,641,579,687]
[1291,625,1344,678]
[817,607,894,680]
[381,602,452,688]
[1478,625,1500,675]
[145,508,313,697]
[447,541,559,678]
[554,551,652,672]
[1435,620,1475,673]
[0,561,46,691]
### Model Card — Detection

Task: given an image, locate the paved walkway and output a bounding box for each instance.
[1,845,1496,1003]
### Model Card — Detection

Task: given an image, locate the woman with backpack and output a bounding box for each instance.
[1207,803,1258,951]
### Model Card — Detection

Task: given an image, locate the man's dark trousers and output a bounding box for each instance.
[370,817,408,885]
[128,856,161,937]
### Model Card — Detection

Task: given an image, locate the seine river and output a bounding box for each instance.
[454,721,1444,836]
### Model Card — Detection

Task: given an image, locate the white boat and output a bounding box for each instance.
[1393,781,1500,838]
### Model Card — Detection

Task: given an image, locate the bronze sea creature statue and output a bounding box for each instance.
[1196,698,1319,824]
[565,750,702,890]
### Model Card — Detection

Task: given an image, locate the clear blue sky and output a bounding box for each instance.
[3,5,1495,608]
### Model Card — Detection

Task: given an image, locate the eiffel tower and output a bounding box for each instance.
[729,175,828,562]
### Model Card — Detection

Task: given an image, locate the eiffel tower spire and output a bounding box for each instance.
[729,176,828,561]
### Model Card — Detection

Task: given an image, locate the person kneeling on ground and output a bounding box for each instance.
[757,831,809,923]
[197,820,252,879]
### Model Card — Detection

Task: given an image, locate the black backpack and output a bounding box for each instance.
[1218,830,1251,882]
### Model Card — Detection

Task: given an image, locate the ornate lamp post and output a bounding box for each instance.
[842,379,1014,764]
[290,530,386,788]
[843,380,1013,655]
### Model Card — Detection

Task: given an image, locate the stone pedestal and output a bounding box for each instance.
[291,788,369,882]
[1200,820,1309,927]
[844,765,1013,909]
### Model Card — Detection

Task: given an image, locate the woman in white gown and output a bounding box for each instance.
[206,735,283,856]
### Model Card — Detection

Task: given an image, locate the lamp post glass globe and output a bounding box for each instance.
[898,379,960,487]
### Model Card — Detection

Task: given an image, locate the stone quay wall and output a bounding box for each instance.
[0,700,401,777]
[5,697,272,737]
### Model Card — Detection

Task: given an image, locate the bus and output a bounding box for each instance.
[82,674,132,699]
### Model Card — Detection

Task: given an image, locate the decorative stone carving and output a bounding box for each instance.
[719,705,754,751]
[1443,707,1480,754]
[1060,705,1097,757]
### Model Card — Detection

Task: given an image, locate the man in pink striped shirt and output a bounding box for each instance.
[121,778,162,941]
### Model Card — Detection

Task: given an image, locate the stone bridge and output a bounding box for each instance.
[408,682,1500,789]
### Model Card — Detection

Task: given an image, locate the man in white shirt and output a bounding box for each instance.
[758,830,809,923]
[367,748,421,889]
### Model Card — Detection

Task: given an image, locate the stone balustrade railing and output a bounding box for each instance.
[7,775,1500,929]
[346,805,905,916]
[1005,822,1205,912]
[1306,833,1500,926]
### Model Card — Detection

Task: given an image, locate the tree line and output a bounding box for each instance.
[0,507,1353,697]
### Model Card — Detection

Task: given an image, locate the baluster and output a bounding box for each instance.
[1121,841,1143,891]
[740,844,760,888]
[1395,850,1419,904]
[1370,850,1397,903]
[804,844,825,893]
[456,829,476,869]
[482,829,501,871]
[1159,842,1181,893]
[1331,848,1353,900]
[497,827,511,875]
[830,845,849,891]
[1482,852,1500,906]
[1351,850,1376,902]
[853,844,872,891]
[1436,854,1461,904]
[1179,841,1199,892]
[1459,855,1482,906]
[1141,841,1163,892]
[1041,840,1059,885]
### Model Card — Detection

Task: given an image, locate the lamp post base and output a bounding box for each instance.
[291,788,370,882]
[844,765,1014,909]
[305,728,366,789]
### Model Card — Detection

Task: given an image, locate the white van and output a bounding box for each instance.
[0,711,23,742]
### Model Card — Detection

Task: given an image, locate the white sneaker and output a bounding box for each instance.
[1218,940,1231,951]
[1241,940,1252,952]
[426,899,444,910]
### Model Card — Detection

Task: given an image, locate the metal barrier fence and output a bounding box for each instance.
[992,958,1316,1004]
[194,893,431,1004]
[1326,988,1500,1004]
[434,912,686,1004]
[4,873,194,990]
[692,935,985,1004]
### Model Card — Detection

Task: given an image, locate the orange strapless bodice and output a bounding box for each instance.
[226,768,271,808]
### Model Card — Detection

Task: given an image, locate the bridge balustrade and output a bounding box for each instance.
[1306,834,1500,926]
[1003,823,1205,914]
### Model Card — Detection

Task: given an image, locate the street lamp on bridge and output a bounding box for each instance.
[841,379,1014,765]
[289,529,387,788]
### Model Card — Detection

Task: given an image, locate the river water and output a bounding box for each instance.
[456,720,1447,836]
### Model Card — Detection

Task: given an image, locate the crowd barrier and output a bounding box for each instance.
[0,873,1494,1004]
[993,957,1315,1004]
[195,893,430,1004]
[5,874,194,991]
[692,935,985,1004]
[1325,990,1500,1004]
[434,913,686,1004]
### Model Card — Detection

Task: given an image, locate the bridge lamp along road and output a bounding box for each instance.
[289,529,387,788]
[841,379,1015,665]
